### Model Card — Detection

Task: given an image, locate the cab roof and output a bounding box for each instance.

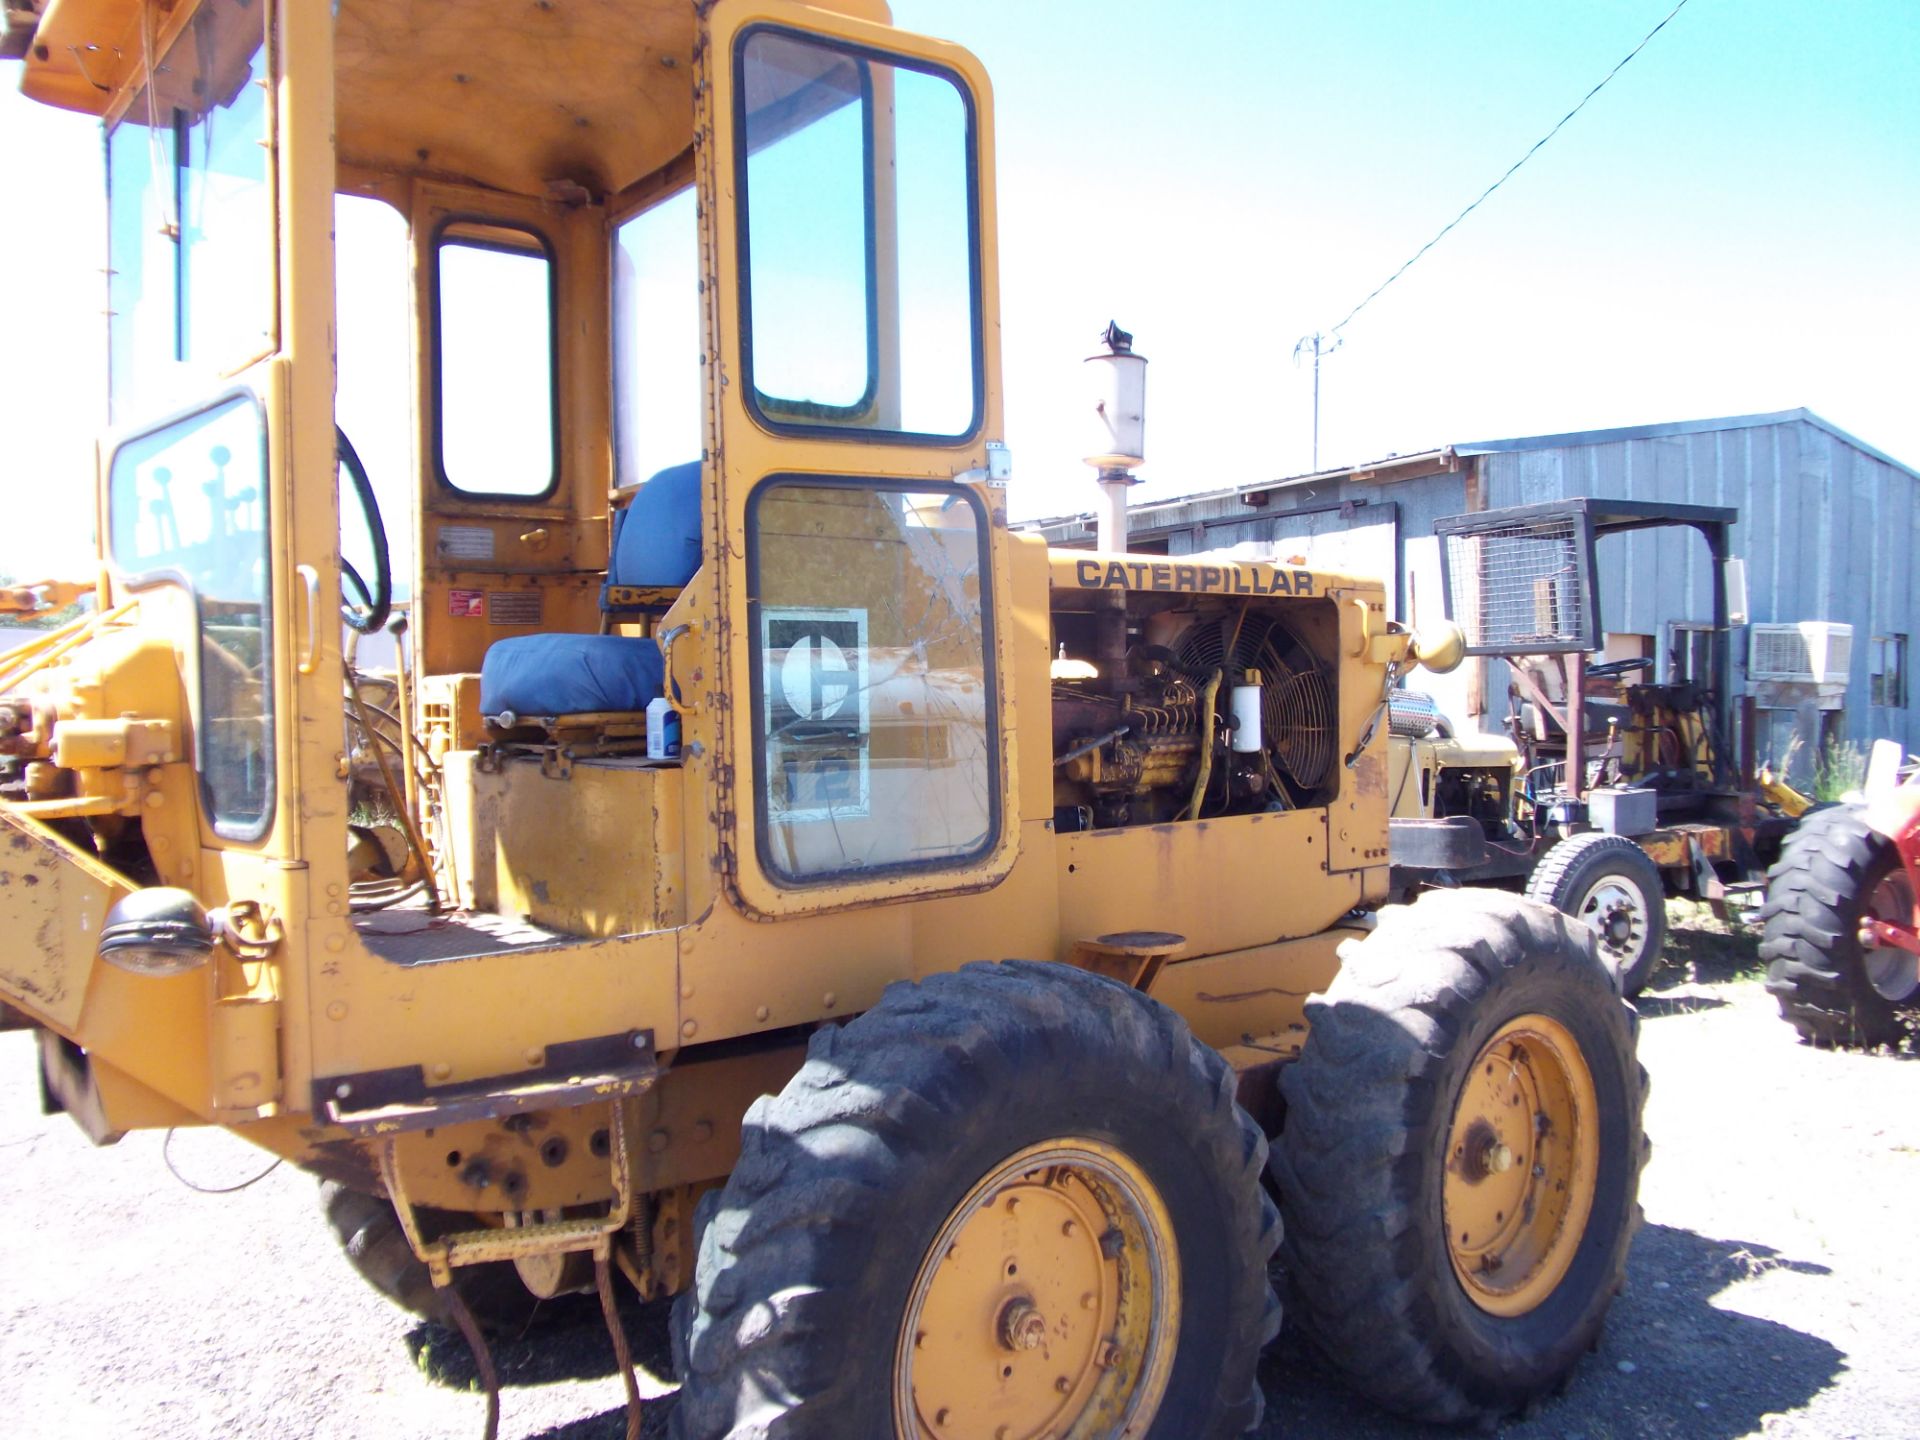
[15,0,890,200]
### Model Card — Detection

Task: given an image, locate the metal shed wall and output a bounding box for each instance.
[1472,416,1920,762]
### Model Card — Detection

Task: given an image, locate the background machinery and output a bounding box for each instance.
[1,3,1648,1436]
[1387,498,1803,994]
[1761,746,1920,1048]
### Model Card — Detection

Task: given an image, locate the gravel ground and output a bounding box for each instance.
[4,902,1917,1439]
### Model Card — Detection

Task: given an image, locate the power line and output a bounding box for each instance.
[1325,0,1696,340]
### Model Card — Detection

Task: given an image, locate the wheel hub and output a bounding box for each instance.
[1443,1015,1600,1317]
[1863,870,1920,1001]
[895,1141,1178,1440]
[1579,879,1645,959]
[998,1297,1049,1352]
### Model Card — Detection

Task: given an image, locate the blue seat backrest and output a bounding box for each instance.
[609,461,702,592]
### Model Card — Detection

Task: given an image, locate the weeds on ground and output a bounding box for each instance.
[1660,897,1766,987]
[1813,739,1867,802]
[1772,734,1869,803]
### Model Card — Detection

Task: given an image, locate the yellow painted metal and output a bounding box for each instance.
[0,0,1437,1274]
[1637,823,1733,870]
[700,0,1019,923]
[210,992,282,1117]
[1757,766,1814,818]
[17,0,169,114]
[895,1139,1179,1440]
[1145,931,1352,1053]
[1059,810,1363,957]
[51,717,179,771]
[631,1043,809,1192]
[1388,731,1519,820]
[1048,551,1348,605]
[1443,1014,1599,1318]
[0,809,127,1032]
[444,753,685,937]
[380,1097,637,1285]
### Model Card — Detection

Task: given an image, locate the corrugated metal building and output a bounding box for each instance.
[1030,409,1918,777]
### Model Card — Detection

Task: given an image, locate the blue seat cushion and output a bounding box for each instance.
[611,461,702,589]
[480,633,665,719]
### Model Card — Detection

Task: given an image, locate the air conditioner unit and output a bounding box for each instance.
[1748,622,1852,684]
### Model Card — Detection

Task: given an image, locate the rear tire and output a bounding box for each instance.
[1761,804,1917,1049]
[669,960,1281,1439]
[1526,832,1667,995]
[319,1181,555,1333]
[1272,889,1648,1425]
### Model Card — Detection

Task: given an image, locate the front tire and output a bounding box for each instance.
[669,960,1281,1439]
[1272,889,1648,1425]
[1761,804,1918,1048]
[1526,832,1667,995]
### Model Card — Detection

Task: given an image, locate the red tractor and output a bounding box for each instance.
[1762,761,1920,1048]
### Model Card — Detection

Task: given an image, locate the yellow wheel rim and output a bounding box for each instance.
[893,1139,1180,1440]
[1443,1014,1599,1318]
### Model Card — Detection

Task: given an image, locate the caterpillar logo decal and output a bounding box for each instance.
[762,607,870,824]
[1072,558,1317,597]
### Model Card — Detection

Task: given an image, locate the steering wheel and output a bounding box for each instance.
[336,426,393,634]
[1586,656,1654,680]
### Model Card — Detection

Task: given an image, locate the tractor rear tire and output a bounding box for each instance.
[1272,889,1648,1426]
[668,959,1281,1439]
[1760,804,1917,1049]
[320,1180,559,1334]
[1526,831,1668,995]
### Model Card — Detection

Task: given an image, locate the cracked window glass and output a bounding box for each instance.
[749,482,996,882]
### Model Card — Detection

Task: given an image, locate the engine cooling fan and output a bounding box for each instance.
[1170,612,1336,794]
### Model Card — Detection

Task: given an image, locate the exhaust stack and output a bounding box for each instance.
[1084,321,1147,552]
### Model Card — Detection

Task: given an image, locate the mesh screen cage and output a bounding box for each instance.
[1435,505,1599,656]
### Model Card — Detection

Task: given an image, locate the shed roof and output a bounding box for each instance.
[1455,408,1919,481]
[1025,408,1916,533]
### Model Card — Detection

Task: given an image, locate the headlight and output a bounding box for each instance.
[98,888,215,976]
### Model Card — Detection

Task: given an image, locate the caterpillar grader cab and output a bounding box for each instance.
[3,4,1649,1436]
[1388,497,1803,994]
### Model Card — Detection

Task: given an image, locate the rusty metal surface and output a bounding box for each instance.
[318,1030,657,1136]
[0,809,125,1033]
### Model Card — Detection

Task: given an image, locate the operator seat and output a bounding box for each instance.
[478,461,701,721]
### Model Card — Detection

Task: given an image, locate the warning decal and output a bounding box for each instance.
[762,607,869,824]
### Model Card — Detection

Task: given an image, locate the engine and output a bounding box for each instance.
[1049,591,1338,832]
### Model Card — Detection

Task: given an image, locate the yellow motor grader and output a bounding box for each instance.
[1,3,1648,1436]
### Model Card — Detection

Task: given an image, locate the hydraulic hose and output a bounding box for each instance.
[1181,670,1224,821]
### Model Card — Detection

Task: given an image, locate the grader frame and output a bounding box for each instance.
[3,4,1645,1436]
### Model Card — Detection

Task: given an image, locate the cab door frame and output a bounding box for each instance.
[694,0,1020,922]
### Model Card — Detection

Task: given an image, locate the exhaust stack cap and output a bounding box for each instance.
[98,887,215,976]
[1084,320,1147,474]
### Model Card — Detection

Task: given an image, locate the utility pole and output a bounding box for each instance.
[1292,331,1341,472]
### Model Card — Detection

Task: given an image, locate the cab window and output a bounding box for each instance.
[433,221,558,498]
[613,189,702,491]
[748,480,997,883]
[107,394,273,839]
[107,0,272,423]
[735,28,980,441]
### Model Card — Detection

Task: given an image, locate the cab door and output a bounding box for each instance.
[698,2,1020,920]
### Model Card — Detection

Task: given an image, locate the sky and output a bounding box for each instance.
[1,0,1916,577]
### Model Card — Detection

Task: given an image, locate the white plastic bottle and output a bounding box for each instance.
[646,695,681,760]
